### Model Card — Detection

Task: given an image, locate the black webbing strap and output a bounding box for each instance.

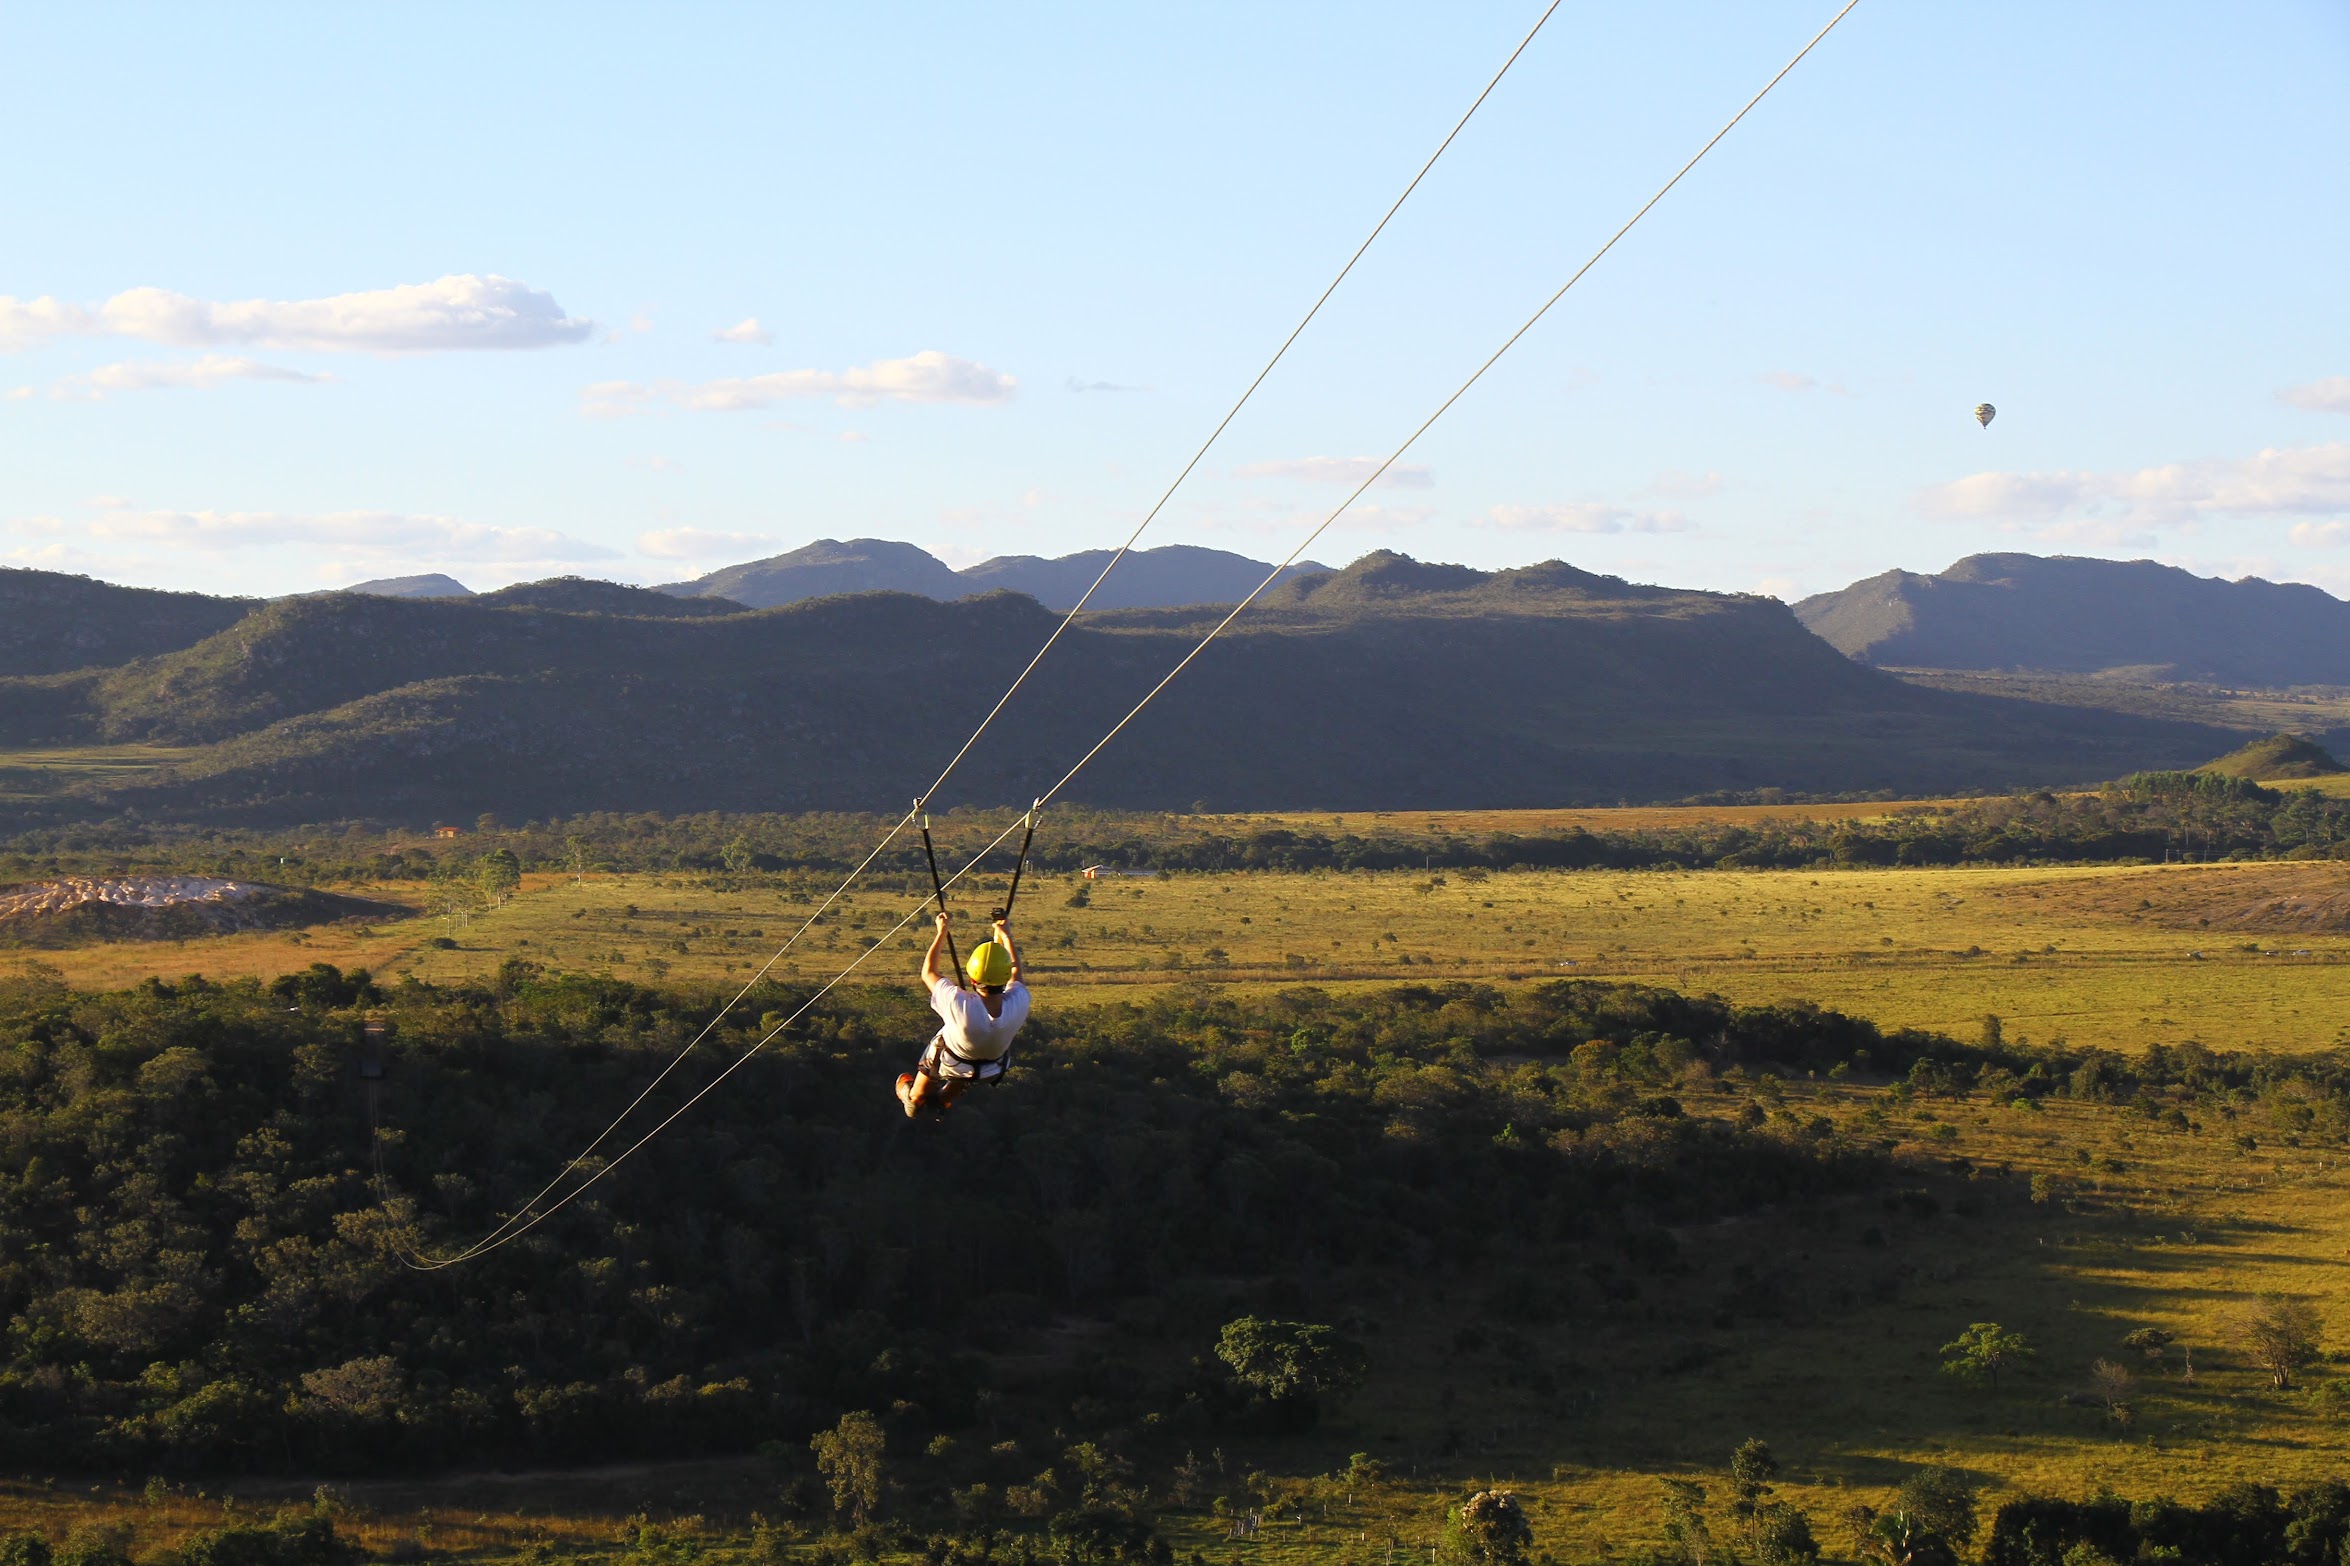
[917,808,965,988]
[992,801,1041,922]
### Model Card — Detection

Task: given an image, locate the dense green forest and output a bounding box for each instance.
[4,965,2345,1481]
[4,774,2344,896]
[0,970,1867,1473]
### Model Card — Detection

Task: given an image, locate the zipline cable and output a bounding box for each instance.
[905,0,1567,812]
[385,814,1035,1269]
[379,2,1564,1267]
[383,0,1863,1266]
[394,806,920,1262]
[1024,0,1868,813]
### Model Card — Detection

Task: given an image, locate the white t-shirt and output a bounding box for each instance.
[930,977,1030,1062]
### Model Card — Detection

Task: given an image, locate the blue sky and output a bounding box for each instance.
[5,1,2346,601]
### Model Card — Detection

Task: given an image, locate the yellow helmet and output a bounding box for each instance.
[965,940,1013,988]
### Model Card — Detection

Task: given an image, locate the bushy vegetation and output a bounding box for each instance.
[8,773,2350,897]
[1982,1482,2350,1566]
[1,967,1921,1473]
[5,960,2348,1484]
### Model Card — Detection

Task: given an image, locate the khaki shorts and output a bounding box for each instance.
[919,1033,1009,1083]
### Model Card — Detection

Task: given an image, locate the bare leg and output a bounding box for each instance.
[899,1064,967,1116]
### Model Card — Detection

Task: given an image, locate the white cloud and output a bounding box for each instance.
[625,455,683,473]
[0,274,592,354]
[1757,370,1854,397]
[1066,376,1149,393]
[2290,521,2350,549]
[1650,469,1725,498]
[1480,503,1693,534]
[1,539,117,572]
[1231,455,1434,489]
[636,527,776,561]
[51,355,331,399]
[587,350,1017,416]
[1329,504,1437,534]
[1918,442,2350,535]
[2281,377,2350,414]
[713,317,772,346]
[0,296,97,350]
[86,507,616,563]
[4,386,33,401]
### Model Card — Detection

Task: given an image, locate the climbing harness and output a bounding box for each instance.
[913,803,1040,1087]
[385,0,1865,1269]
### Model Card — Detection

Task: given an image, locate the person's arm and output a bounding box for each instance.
[923,911,954,990]
[992,918,1021,984]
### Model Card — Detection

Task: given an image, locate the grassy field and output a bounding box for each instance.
[25,855,2348,1057]
[2,1075,2344,1563]
[1890,669,2350,741]
[1154,799,1975,835]
[0,743,200,800]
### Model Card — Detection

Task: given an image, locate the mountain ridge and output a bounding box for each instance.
[658,537,1333,610]
[1796,553,2350,684]
[0,552,2233,826]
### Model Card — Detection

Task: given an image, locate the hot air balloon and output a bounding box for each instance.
[1974,403,1996,428]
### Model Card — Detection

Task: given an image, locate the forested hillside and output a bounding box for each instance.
[0,555,2232,827]
[0,569,254,678]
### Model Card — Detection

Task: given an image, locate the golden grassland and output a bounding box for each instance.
[3,1084,2346,1562]
[25,856,2350,1057]
[1166,800,1978,835]
[0,746,201,801]
[11,812,2350,1557]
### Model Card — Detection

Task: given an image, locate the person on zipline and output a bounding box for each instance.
[897,909,1029,1117]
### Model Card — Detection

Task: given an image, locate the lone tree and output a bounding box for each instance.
[2086,1360,2136,1433]
[1442,1490,1533,1566]
[1729,1439,1779,1517]
[1659,1480,1716,1566]
[1890,1467,1979,1553]
[811,1409,886,1523]
[1728,1441,1819,1566]
[2120,1327,2174,1365]
[1844,1507,1958,1566]
[1215,1317,1368,1429]
[474,848,523,907]
[2239,1293,2325,1390]
[1940,1323,2035,1390]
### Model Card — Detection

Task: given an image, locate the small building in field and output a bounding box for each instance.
[433,825,463,839]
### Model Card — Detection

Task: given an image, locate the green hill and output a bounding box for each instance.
[0,567,256,677]
[0,554,2237,827]
[2197,731,2347,780]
